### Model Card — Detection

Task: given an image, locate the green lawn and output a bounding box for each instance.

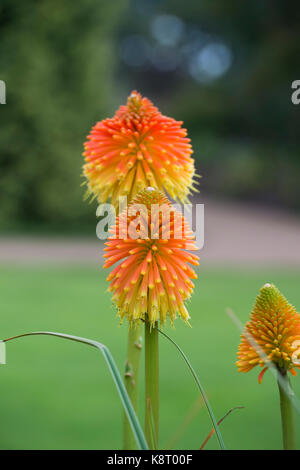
[0,264,300,450]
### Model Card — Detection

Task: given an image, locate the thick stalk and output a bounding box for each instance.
[277,370,296,450]
[145,321,159,449]
[123,325,142,449]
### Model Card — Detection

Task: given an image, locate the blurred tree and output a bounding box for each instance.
[1,0,300,231]
[0,0,127,230]
[116,0,300,210]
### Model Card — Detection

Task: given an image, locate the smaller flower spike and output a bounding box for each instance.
[83,91,197,207]
[236,283,300,383]
[103,187,199,327]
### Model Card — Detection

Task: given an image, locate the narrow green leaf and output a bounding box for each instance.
[155,327,226,450]
[2,331,148,450]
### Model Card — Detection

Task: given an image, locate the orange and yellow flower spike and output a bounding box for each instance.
[236,283,300,383]
[103,187,199,327]
[83,91,197,207]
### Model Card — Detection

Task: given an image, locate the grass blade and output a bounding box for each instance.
[199,406,244,450]
[155,326,226,450]
[2,331,148,450]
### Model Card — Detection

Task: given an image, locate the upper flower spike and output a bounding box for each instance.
[103,187,199,327]
[83,91,197,207]
[236,283,300,383]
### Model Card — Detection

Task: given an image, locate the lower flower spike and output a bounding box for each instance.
[104,187,199,327]
[236,283,300,383]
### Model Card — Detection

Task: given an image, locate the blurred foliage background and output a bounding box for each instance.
[0,0,125,230]
[1,0,300,451]
[1,0,300,231]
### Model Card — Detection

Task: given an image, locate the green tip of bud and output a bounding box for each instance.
[258,283,282,309]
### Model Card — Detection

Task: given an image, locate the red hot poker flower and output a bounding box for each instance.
[83,91,197,207]
[103,187,199,326]
[236,283,300,383]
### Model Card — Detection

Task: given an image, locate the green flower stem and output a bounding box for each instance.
[145,321,159,449]
[277,370,296,450]
[123,325,142,450]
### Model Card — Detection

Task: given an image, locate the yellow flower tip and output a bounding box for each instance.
[236,283,300,383]
[103,188,199,327]
[82,91,197,206]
